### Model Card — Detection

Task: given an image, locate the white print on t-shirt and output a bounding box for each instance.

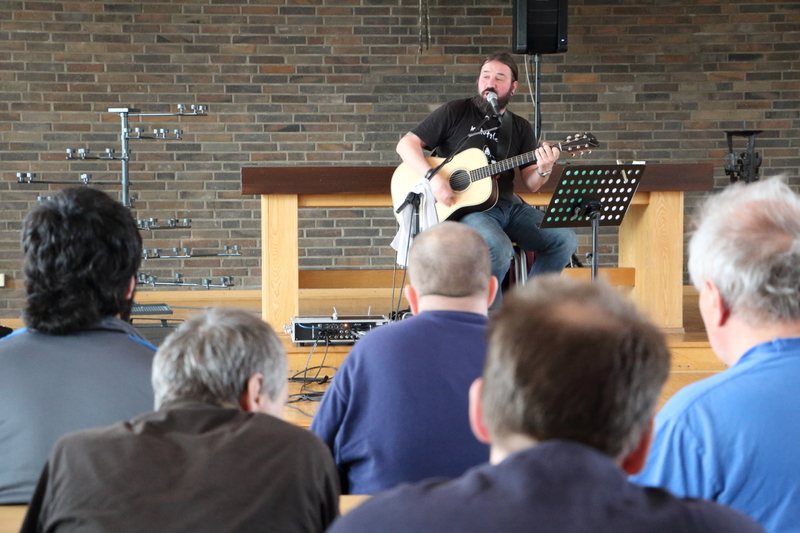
[467,125,498,164]
[470,124,498,143]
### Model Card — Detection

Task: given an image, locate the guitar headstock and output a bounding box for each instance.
[558,133,599,156]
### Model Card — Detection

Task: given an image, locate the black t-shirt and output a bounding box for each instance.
[410,98,537,205]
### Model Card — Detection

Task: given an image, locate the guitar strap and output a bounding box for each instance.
[495,112,514,161]
[431,112,513,159]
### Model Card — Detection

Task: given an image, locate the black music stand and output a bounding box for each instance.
[540,165,645,281]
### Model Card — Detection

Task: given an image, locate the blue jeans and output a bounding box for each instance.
[460,204,578,305]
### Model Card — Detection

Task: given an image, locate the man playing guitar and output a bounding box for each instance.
[396,52,577,306]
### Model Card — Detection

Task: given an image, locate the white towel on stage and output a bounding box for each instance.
[391,178,440,266]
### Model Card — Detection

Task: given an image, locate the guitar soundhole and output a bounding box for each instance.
[450,170,470,192]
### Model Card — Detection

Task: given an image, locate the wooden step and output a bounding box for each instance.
[298,267,635,288]
[4,281,717,427]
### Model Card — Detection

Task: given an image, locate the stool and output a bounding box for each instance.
[502,246,536,292]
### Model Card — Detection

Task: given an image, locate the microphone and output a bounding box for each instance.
[485,91,502,118]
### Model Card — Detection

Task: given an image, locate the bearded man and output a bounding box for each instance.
[396,51,577,305]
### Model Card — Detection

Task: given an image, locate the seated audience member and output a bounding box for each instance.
[326,276,765,533]
[21,307,339,533]
[0,187,155,504]
[311,221,498,494]
[632,177,800,532]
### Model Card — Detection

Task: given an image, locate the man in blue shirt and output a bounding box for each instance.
[311,221,498,494]
[632,177,800,533]
[327,276,763,533]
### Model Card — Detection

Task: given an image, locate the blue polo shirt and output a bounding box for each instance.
[633,337,800,533]
[311,310,490,494]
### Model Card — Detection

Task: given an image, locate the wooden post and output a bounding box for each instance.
[619,191,684,331]
[262,194,299,328]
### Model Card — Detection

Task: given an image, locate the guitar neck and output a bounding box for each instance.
[470,150,539,182]
[465,134,597,182]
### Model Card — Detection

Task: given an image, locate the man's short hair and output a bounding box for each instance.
[481,51,519,82]
[688,177,800,325]
[152,307,288,410]
[407,221,491,298]
[482,276,670,459]
[21,187,142,335]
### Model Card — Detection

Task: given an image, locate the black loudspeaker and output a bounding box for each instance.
[512,0,568,55]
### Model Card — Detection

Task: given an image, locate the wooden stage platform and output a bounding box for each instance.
[125,282,722,428]
[230,160,720,426]
[0,282,721,429]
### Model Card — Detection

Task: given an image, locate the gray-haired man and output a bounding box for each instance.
[22,308,340,533]
[633,177,800,533]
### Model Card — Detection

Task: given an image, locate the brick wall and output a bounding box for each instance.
[0,0,798,318]
[299,207,397,268]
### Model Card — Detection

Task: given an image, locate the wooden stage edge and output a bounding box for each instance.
[125,283,716,426]
[0,496,370,533]
[242,162,714,332]
[127,277,712,358]
[0,285,719,428]
[1,274,697,339]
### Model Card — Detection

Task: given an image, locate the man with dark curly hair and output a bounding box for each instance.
[0,187,155,504]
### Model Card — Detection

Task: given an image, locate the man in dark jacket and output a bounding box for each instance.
[22,307,340,533]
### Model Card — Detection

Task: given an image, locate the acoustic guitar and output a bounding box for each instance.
[391,133,599,223]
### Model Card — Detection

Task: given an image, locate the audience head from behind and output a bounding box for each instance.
[327,276,764,533]
[688,176,800,365]
[22,307,340,533]
[152,307,289,417]
[0,187,154,506]
[21,186,142,334]
[404,221,498,315]
[632,177,800,533]
[473,275,670,469]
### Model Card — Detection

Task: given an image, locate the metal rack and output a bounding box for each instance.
[142,245,242,260]
[105,105,206,208]
[17,105,241,290]
[136,273,234,289]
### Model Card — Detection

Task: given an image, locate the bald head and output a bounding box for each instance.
[407,222,491,299]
